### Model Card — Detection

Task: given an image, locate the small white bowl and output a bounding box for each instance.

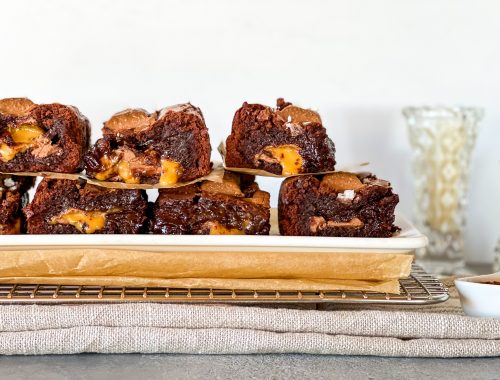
[455,273,500,317]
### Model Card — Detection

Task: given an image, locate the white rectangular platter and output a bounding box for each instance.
[0,214,427,252]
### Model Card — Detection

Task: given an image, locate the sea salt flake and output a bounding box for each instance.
[337,189,355,200]
[4,178,15,188]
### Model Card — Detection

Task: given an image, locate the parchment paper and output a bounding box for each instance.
[0,171,80,180]
[0,163,224,189]
[0,249,413,281]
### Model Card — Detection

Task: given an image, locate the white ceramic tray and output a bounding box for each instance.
[0,214,427,252]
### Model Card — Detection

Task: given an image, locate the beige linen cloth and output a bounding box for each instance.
[0,279,499,357]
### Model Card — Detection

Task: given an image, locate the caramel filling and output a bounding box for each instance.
[51,208,121,234]
[12,218,21,234]
[159,159,183,186]
[208,221,245,235]
[0,218,21,235]
[0,145,17,162]
[259,145,303,175]
[94,156,117,181]
[310,216,364,233]
[0,124,44,162]
[95,153,182,185]
[9,124,44,144]
[117,161,140,184]
[95,156,140,184]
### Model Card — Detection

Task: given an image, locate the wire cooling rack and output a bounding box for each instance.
[0,265,448,305]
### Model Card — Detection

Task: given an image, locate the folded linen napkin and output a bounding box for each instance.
[0,280,499,357]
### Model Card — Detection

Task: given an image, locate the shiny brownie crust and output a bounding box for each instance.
[24,178,148,234]
[150,173,270,235]
[225,99,336,175]
[84,104,211,184]
[278,173,399,237]
[0,99,90,173]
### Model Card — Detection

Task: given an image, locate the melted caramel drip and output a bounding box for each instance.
[95,156,140,184]
[0,218,21,235]
[263,145,303,175]
[51,208,121,234]
[0,144,17,162]
[117,161,140,184]
[159,159,183,186]
[94,156,116,181]
[208,222,244,235]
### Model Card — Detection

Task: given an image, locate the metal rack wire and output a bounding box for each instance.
[0,265,448,305]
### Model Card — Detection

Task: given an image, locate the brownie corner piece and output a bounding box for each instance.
[278,172,399,237]
[0,98,90,173]
[225,98,336,175]
[84,103,212,185]
[150,171,270,235]
[24,178,148,234]
[0,174,34,234]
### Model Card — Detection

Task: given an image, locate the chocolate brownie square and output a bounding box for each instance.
[225,98,336,175]
[278,172,399,237]
[0,175,33,234]
[0,98,90,173]
[24,178,148,234]
[150,171,270,235]
[84,103,211,185]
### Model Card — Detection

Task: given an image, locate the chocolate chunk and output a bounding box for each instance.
[104,109,154,134]
[276,105,322,125]
[200,171,244,197]
[319,172,365,193]
[0,98,35,117]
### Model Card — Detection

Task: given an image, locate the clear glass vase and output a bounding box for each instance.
[494,239,500,272]
[403,106,482,275]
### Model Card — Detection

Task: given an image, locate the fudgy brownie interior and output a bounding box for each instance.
[84,104,211,185]
[0,98,90,173]
[24,178,148,234]
[225,98,336,175]
[278,172,399,237]
[0,175,33,234]
[150,171,270,235]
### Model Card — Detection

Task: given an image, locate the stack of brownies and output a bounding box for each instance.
[0,96,399,237]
